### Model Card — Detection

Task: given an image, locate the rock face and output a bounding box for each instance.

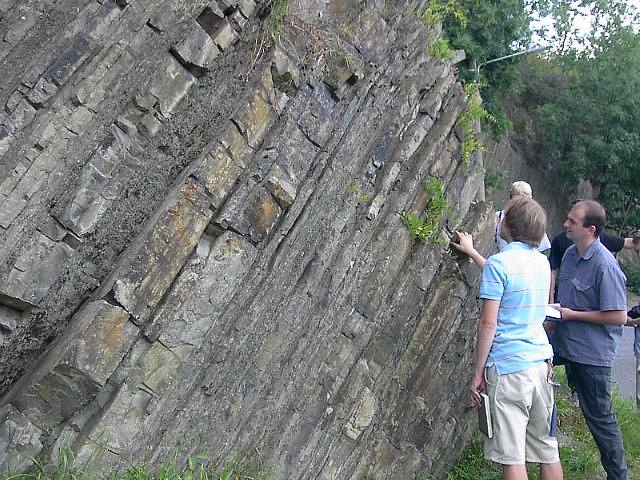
[0,0,496,477]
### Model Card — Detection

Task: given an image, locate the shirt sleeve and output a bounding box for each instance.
[600,231,625,253]
[598,264,628,311]
[538,233,551,252]
[479,257,505,301]
[548,234,563,270]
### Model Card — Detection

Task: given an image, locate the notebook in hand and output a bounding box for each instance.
[545,304,562,322]
[549,403,558,437]
[478,392,493,438]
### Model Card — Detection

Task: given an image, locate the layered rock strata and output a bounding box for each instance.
[0,0,495,477]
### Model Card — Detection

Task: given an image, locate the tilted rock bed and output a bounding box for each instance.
[0,0,495,477]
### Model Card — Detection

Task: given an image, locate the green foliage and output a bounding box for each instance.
[402,178,448,244]
[268,0,289,39]
[420,0,466,29]
[481,95,511,139]
[483,167,507,193]
[621,261,640,295]
[457,89,492,165]
[420,1,464,63]
[347,179,370,204]
[428,38,455,61]
[1,452,270,480]
[356,193,371,204]
[347,180,359,193]
[526,11,640,233]
[419,0,534,140]
[442,0,532,89]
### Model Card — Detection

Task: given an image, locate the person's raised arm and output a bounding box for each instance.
[625,236,640,258]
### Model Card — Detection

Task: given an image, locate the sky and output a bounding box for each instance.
[530,0,640,49]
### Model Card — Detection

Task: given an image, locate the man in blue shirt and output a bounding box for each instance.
[465,197,563,480]
[551,200,628,480]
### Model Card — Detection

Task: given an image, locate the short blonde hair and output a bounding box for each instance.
[509,181,532,199]
[504,197,547,247]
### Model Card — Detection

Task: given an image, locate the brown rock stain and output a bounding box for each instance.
[102,312,127,352]
[253,195,280,235]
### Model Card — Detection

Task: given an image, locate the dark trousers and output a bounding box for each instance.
[564,359,628,480]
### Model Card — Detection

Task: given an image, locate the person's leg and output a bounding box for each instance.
[540,462,563,480]
[524,363,562,480]
[484,367,530,471]
[502,464,528,480]
[570,361,628,480]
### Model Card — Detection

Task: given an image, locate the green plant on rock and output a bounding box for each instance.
[420,0,465,63]
[428,38,454,61]
[402,177,449,244]
[457,86,493,165]
[420,0,466,29]
[268,0,289,40]
[348,179,371,205]
[356,193,371,204]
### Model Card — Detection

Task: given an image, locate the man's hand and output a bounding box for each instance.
[469,372,485,408]
[626,316,640,327]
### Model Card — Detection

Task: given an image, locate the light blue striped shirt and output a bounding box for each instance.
[479,241,553,374]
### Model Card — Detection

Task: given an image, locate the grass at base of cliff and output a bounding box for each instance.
[443,366,640,480]
[1,454,271,480]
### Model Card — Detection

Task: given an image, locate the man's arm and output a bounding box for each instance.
[451,232,486,269]
[623,237,640,258]
[549,269,557,303]
[469,299,499,407]
[560,308,627,325]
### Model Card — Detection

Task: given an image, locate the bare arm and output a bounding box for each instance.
[469,299,499,407]
[549,269,557,304]
[625,237,640,258]
[560,308,627,325]
[451,232,487,269]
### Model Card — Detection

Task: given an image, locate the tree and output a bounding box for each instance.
[531,1,640,234]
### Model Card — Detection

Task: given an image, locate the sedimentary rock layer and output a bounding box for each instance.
[0,0,495,477]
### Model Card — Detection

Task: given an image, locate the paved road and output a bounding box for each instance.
[612,324,637,403]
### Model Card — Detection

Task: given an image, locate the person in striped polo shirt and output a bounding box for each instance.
[462,197,563,480]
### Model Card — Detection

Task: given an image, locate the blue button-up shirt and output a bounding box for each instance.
[479,241,553,374]
[551,238,627,367]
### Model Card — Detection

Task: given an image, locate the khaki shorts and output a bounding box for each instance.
[484,362,560,465]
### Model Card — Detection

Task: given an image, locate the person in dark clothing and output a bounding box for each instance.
[548,230,639,303]
[626,305,640,410]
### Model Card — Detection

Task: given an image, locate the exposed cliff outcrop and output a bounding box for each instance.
[0,0,495,477]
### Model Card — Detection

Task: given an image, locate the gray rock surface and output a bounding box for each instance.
[0,0,498,478]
